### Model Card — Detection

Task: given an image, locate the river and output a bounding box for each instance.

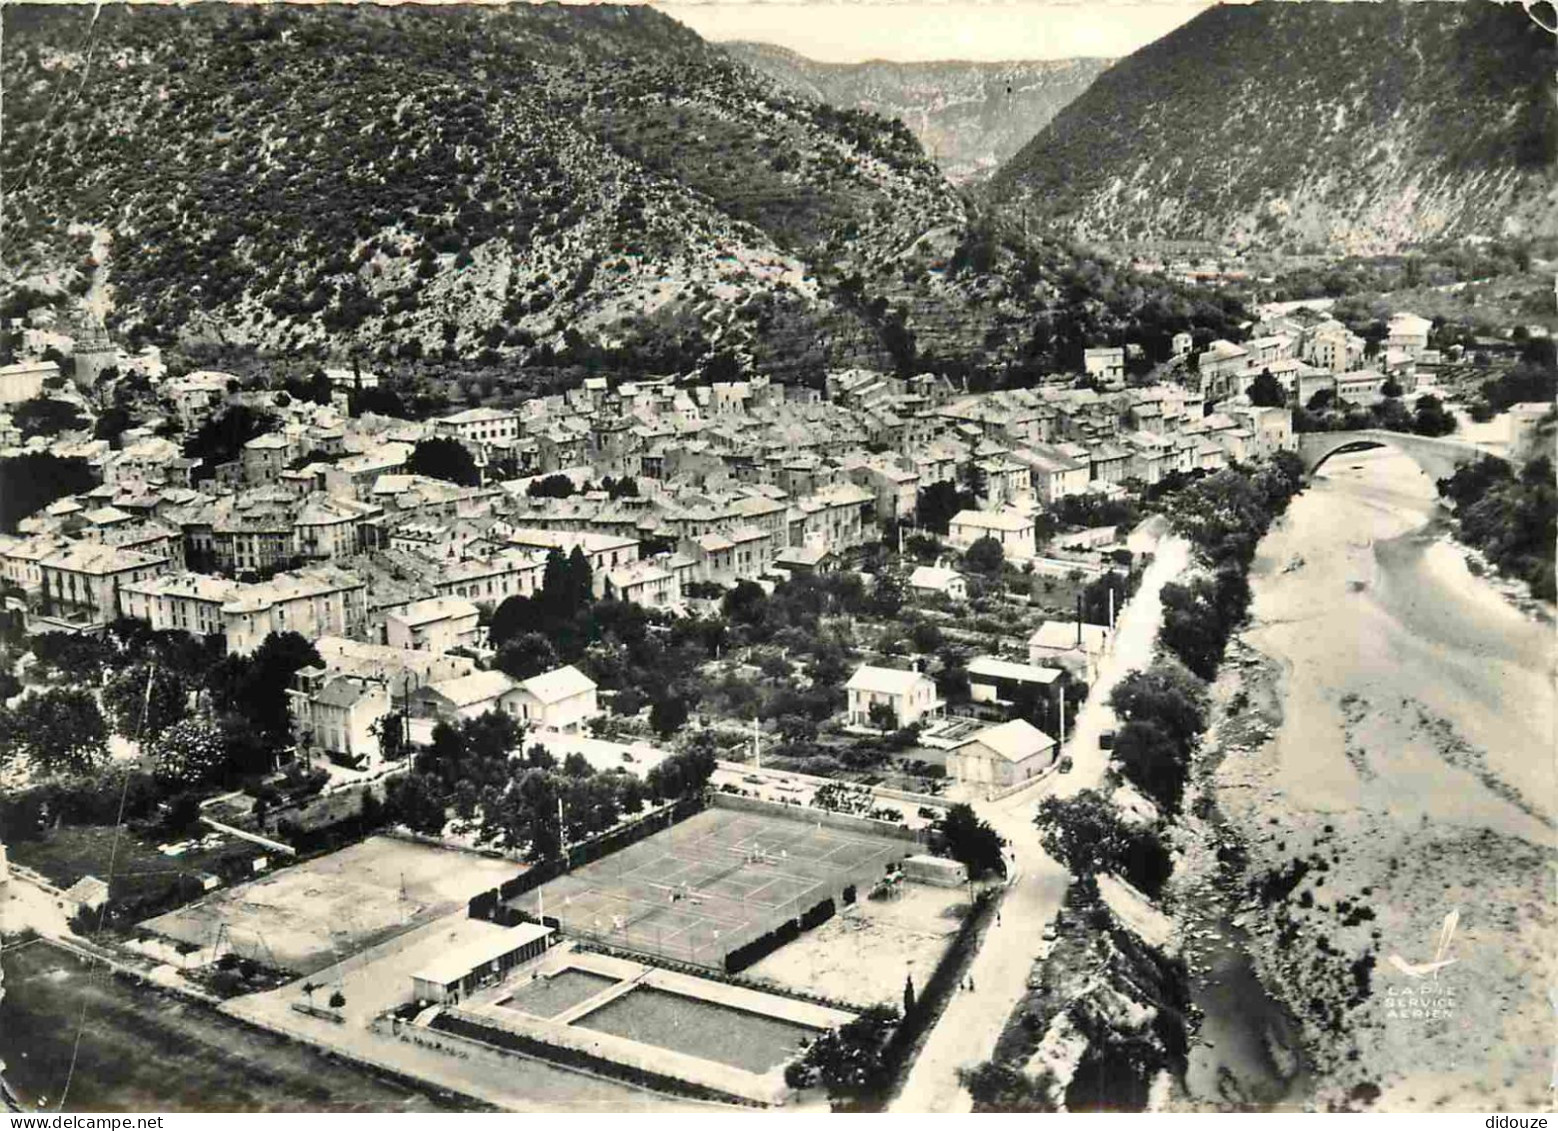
[1190,445,1555,1112]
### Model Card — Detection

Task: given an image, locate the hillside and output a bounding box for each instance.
[0,2,972,379]
[723,43,1110,183]
[990,1,1557,254]
[0,3,1255,386]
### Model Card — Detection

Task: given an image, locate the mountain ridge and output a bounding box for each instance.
[990,0,1557,254]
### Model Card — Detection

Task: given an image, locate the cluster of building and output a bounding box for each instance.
[1196,308,1439,409]
[0,301,1323,780]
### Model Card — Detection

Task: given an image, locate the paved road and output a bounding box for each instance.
[890,535,1193,1113]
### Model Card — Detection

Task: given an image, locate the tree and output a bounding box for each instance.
[866,700,898,732]
[102,664,190,741]
[1306,387,1336,412]
[185,405,277,479]
[13,396,89,439]
[649,695,689,739]
[328,989,346,1010]
[801,1005,900,1107]
[937,803,1005,880]
[963,535,1004,576]
[208,631,321,755]
[1381,376,1404,399]
[1247,368,1286,408]
[149,717,228,787]
[1112,719,1188,815]
[383,771,449,836]
[0,688,108,775]
[916,480,971,535]
[959,1061,1058,1111]
[495,633,560,681]
[406,436,480,486]
[1036,790,1173,896]
[1108,660,1208,753]
[0,452,96,532]
[1411,394,1456,437]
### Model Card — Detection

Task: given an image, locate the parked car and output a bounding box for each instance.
[1058,755,1074,774]
[1099,730,1116,750]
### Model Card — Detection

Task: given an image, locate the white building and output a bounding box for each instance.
[0,359,57,405]
[947,509,1035,562]
[907,565,967,600]
[845,664,944,729]
[385,596,481,655]
[506,664,599,733]
[1027,620,1110,681]
[1386,312,1432,359]
[120,572,241,637]
[221,566,369,655]
[946,718,1057,787]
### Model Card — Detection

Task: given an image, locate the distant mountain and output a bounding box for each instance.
[724,42,1110,183]
[990,1,1557,254]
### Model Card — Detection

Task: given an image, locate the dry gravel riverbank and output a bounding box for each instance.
[1197,450,1554,1112]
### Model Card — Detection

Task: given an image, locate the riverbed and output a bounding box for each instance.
[1208,447,1555,1111]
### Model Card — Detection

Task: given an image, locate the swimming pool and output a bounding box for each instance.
[496,969,619,1018]
[572,986,819,1074]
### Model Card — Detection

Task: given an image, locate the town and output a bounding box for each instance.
[1,0,1554,1117]
[1,278,1546,1115]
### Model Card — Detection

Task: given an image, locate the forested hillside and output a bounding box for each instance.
[991,1,1556,253]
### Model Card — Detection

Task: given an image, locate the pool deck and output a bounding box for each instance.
[448,944,854,1106]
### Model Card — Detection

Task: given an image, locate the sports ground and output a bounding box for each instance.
[141,835,520,974]
[509,807,910,968]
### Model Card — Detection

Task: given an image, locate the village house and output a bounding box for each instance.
[1083,347,1126,388]
[290,671,392,766]
[0,359,57,405]
[947,509,1035,562]
[384,595,481,655]
[946,718,1057,788]
[1028,620,1110,681]
[505,664,600,733]
[410,669,520,724]
[845,663,944,729]
[120,572,241,637]
[907,564,967,600]
[221,565,369,655]
[966,655,1063,715]
[37,542,172,627]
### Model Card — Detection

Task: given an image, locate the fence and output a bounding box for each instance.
[715,760,947,812]
[710,791,926,845]
[468,795,705,921]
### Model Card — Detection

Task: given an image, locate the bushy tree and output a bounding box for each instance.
[0,453,96,532]
[937,803,1005,879]
[1247,368,1285,407]
[406,436,480,486]
[0,688,109,775]
[1036,790,1173,896]
[801,1004,900,1107]
[963,535,1005,576]
[150,716,228,787]
[102,663,190,741]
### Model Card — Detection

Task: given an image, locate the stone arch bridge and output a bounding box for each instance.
[1296,429,1502,482]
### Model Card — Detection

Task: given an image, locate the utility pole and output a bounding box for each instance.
[752,717,761,771]
[1059,683,1067,749]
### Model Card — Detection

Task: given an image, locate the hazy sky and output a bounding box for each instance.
[650,0,1217,62]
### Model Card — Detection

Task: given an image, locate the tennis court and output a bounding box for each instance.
[509,807,909,969]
